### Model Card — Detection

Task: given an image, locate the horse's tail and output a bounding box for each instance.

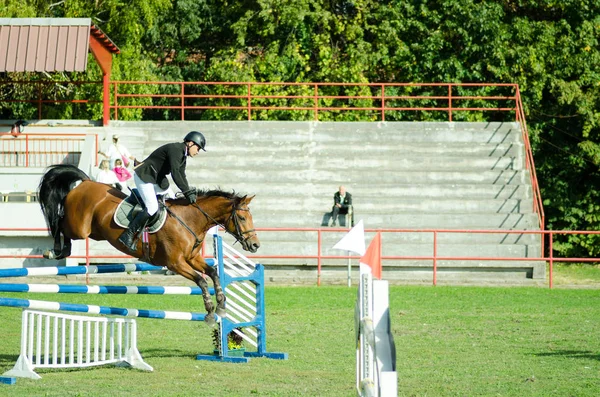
[38,164,90,237]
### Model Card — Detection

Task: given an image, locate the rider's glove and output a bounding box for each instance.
[184,188,197,204]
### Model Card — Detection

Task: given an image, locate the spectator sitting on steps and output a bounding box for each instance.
[331,185,353,227]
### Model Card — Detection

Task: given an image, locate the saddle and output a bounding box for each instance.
[114,189,168,233]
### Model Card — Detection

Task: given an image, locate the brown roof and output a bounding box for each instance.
[0,18,119,73]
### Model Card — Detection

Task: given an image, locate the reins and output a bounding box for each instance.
[164,205,203,252]
[164,193,255,253]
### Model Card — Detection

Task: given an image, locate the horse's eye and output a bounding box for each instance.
[238,216,246,222]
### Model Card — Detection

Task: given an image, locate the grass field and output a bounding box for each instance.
[0,267,599,396]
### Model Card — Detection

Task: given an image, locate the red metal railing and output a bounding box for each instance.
[1,227,598,289]
[0,80,103,120]
[109,81,517,122]
[0,133,97,167]
[514,87,544,229]
[0,81,518,123]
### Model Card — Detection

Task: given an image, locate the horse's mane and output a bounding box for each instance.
[196,189,242,200]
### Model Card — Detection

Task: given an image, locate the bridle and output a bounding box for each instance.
[227,205,257,245]
[192,201,256,246]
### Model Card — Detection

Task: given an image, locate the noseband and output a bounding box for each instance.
[226,206,257,245]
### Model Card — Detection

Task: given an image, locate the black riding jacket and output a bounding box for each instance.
[135,142,190,192]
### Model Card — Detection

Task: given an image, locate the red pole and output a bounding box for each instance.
[113,82,118,121]
[378,231,383,279]
[314,84,318,121]
[381,84,385,121]
[433,231,438,286]
[317,229,322,286]
[181,82,185,120]
[515,85,520,122]
[247,84,252,121]
[86,238,90,285]
[448,85,452,122]
[25,134,29,167]
[549,232,554,289]
[103,74,110,126]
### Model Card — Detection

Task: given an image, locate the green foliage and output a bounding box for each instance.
[211,327,244,351]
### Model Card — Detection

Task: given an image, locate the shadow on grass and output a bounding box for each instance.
[141,348,213,359]
[0,349,210,372]
[0,354,19,367]
[536,350,600,361]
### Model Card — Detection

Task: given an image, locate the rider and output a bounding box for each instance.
[118,131,206,250]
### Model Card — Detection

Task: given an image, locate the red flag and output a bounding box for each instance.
[360,232,382,279]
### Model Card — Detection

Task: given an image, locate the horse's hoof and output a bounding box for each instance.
[204,314,216,327]
[43,250,55,259]
[216,307,227,318]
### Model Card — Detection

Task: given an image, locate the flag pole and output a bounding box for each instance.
[332,220,366,286]
[347,249,352,287]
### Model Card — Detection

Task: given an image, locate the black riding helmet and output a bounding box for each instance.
[184,131,206,151]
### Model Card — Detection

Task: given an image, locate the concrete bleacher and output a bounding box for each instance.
[109,121,544,284]
[0,120,544,284]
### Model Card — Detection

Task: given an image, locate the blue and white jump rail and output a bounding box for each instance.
[0,234,287,380]
[0,262,174,278]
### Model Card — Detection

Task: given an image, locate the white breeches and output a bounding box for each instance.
[133,173,175,215]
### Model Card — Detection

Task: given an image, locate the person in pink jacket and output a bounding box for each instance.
[112,158,132,182]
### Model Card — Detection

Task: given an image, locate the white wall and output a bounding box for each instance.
[0,167,45,193]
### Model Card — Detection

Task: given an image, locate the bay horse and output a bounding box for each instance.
[37,164,260,325]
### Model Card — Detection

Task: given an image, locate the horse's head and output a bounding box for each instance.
[226,195,260,253]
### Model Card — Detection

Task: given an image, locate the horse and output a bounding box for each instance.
[37,164,260,325]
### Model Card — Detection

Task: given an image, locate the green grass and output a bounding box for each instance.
[551,263,600,286]
[0,271,599,396]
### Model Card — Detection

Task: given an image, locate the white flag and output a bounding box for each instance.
[332,219,366,256]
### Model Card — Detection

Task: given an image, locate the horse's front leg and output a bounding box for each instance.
[164,259,217,326]
[186,258,226,321]
[195,275,217,326]
[204,266,226,318]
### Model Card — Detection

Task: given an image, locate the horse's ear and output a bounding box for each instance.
[243,195,255,204]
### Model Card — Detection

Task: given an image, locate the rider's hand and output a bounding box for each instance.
[184,188,197,204]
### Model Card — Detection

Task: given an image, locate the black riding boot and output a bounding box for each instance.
[118,210,151,251]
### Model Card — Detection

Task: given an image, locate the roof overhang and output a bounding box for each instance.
[0,18,119,74]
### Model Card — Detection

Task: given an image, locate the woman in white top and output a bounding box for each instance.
[96,160,123,191]
[98,134,135,169]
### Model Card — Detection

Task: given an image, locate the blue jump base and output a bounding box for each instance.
[0,376,16,385]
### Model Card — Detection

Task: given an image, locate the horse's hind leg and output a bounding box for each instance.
[60,237,72,258]
[43,232,71,260]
